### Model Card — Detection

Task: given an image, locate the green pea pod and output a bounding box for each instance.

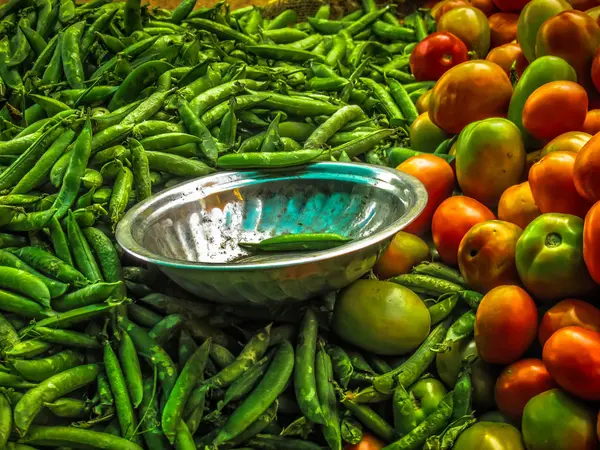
[10,349,84,382]
[177,96,218,165]
[218,97,237,147]
[342,400,397,442]
[316,344,342,450]
[0,392,10,447]
[507,56,577,148]
[65,211,103,283]
[241,233,351,252]
[61,21,85,89]
[428,293,459,326]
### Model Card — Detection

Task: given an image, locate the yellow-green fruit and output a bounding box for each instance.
[410,112,448,153]
[332,280,430,355]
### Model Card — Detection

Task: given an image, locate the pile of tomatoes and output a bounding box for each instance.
[366,0,600,448]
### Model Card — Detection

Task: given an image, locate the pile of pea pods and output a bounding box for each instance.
[0,0,474,448]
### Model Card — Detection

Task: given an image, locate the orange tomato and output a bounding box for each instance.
[543,326,600,401]
[574,132,600,203]
[457,220,523,293]
[396,154,455,235]
[581,110,600,134]
[469,0,500,15]
[539,299,600,345]
[485,42,528,76]
[433,0,471,20]
[437,6,491,57]
[529,151,593,218]
[416,90,432,114]
[373,231,431,279]
[428,60,513,134]
[344,433,385,450]
[431,196,496,265]
[541,131,592,157]
[536,10,600,90]
[492,0,529,12]
[475,285,538,364]
[584,201,600,283]
[498,182,542,229]
[495,359,556,420]
[489,12,519,47]
[522,81,588,141]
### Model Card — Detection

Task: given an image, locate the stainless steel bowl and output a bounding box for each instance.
[116,162,427,305]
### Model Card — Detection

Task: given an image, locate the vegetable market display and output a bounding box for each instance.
[1,0,600,448]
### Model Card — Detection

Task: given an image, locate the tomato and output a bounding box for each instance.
[522,388,598,450]
[470,0,500,15]
[455,118,525,207]
[408,378,448,424]
[409,32,469,82]
[415,90,431,113]
[515,213,596,301]
[536,10,600,90]
[454,422,525,450]
[485,42,528,76]
[489,12,519,46]
[409,112,449,153]
[437,6,491,58]
[429,61,513,134]
[543,326,600,400]
[435,338,497,410]
[584,201,600,283]
[475,285,538,364]
[432,196,496,265]
[332,280,430,355]
[541,131,592,157]
[458,220,523,293]
[516,0,573,63]
[495,359,555,420]
[574,133,600,203]
[493,0,529,11]
[373,231,431,279]
[582,109,600,134]
[529,151,593,218]
[396,154,455,235]
[539,299,600,345]
[522,81,588,141]
[432,0,471,20]
[344,433,385,450]
[498,182,542,230]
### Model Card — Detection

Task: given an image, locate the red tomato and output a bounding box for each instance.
[432,196,496,265]
[396,154,455,235]
[485,42,528,76]
[344,433,385,450]
[584,201,600,283]
[522,81,589,141]
[492,0,529,12]
[497,181,541,230]
[529,151,593,219]
[475,285,538,364]
[495,359,556,420]
[489,12,519,47]
[581,110,600,134]
[574,131,600,203]
[409,32,469,81]
[539,299,600,345]
[543,326,600,401]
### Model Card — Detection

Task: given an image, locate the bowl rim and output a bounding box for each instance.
[115,162,428,271]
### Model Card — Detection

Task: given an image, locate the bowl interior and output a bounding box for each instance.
[122,163,425,267]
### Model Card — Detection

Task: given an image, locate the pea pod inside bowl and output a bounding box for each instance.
[116,162,427,305]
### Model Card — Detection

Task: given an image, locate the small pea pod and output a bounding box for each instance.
[220,351,273,409]
[316,343,342,450]
[118,330,143,409]
[109,166,133,228]
[82,227,124,285]
[177,95,218,166]
[452,357,474,421]
[129,138,152,202]
[124,0,143,35]
[428,293,459,326]
[0,392,11,447]
[61,21,85,89]
[65,211,103,283]
[444,310,476,345]
[341,416,363,445]
[9,349,84,382]
[18,426,144,450]
[342,399,397,443]
[11,246,88,286]
[393,384,418,435]
[328,344,354,389]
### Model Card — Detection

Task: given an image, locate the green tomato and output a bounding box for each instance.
[435,338,496,411]
[478,410,515,425]
[408,377,447,424]
[522,389,598,450]
[454,422,525,450]
[332,280,431,355]
[515,213,595,301]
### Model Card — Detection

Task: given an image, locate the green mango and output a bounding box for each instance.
[516,0,572,63]
[507,56,577,149]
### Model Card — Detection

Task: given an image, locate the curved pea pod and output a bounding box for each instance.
[9,349,84,382]
[43,398,90,419]
[13,364,100,435]
[0,392,10,448]
[146,151,215,177]
[11,246,88,287]
[18,426,145,450]
[507,56,577,148]
[517,0,572,63]
[0,266,50,308]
